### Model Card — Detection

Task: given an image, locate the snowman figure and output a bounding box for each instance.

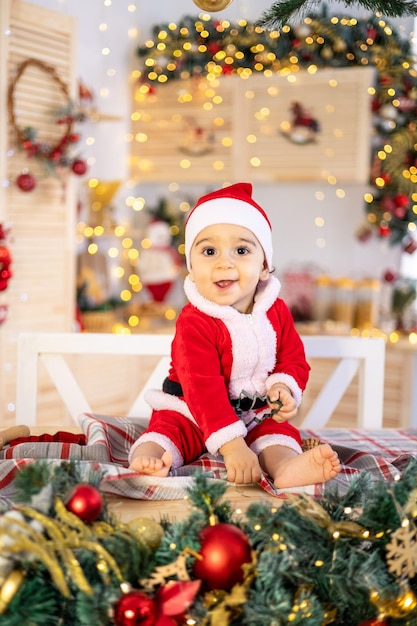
[139,220,182,302]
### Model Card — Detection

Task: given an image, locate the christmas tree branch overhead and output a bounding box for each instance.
[258,0,417,28]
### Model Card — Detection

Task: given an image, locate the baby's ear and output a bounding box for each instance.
[259,260,270,280]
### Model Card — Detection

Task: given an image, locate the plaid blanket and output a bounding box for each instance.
[1,412,416,503]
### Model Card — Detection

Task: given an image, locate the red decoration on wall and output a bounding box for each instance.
[72,159,88,176]
[0,224,13,293]
[16,171,36,192]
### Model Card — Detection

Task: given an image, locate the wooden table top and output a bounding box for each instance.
[107,483,280,524]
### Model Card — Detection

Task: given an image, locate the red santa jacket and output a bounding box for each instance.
[145,276,310,456]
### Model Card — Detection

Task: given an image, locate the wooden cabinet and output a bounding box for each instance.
[130,68,373,184]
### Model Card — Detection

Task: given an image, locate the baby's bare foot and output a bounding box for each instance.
[129,451,173,477]
[274,444,341,489]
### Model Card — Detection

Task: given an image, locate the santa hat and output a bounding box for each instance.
[185,182,273,271]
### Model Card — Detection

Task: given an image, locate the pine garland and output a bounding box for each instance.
[2,460,417,624]
[257,0,417,29]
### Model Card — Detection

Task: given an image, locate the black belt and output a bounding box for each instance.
[162,378,268,412]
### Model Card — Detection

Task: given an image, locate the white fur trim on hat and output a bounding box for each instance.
[185,191,273,271]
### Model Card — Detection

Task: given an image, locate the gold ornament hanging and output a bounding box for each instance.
[192,0,233,12]
[127,517,164,550]
[370,587,417,619]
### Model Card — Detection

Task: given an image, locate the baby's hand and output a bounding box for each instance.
[267,383,297,422]
[220,437,262,484]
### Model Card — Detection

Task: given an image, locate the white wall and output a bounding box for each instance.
[26,0,411,280]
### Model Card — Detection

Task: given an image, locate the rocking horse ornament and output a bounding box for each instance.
[281,101,320,145]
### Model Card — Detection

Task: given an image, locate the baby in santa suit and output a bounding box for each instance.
[129,182,341,488]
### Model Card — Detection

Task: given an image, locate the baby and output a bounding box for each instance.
[129,182,340,488]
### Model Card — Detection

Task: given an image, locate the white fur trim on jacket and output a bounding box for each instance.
[249,433,302,456]
[144,389,198,426]
[128,432,184,469]
[184,274,281,320]
[266,373,303,407]
[205,421,247,456]
[184,275,298,402]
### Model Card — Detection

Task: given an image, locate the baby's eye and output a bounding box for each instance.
[236,247,249,255]
[203,247,216,256]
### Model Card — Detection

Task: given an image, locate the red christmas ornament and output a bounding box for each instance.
[383,269,397,283]
[0,248,12,292]
[378,223,391,238]
[113,590,157,626]
[0,225,12,292]
[65,484,103,522]
[72,159,87,176]
[394,193,410,208]
[16,171,36,192]
[380,196,395,213]
[156,580,201,617]
[393,206,406,220]
[193,523,252,590]
[358,620,388,626]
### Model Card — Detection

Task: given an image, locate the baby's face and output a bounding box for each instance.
[188,223,269,313]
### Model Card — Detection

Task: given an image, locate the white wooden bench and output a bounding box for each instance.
[15,332,385,429]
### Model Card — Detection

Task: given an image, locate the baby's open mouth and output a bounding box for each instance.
[215,280,235,288]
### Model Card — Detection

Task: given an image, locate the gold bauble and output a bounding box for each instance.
[193,0,233,12]
[128,517,164,550]
[371,588,417,618]
[385,589,417,618]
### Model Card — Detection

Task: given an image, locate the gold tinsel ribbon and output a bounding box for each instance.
[286,493,366,538]
[0,499,124,600]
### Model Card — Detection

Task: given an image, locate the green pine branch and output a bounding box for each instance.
[4,461,417,623]
[258,0,417,29]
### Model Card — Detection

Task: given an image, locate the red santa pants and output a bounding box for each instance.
[144,409,302,464]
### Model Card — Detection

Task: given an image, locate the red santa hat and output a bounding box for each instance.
[185,182,273,271]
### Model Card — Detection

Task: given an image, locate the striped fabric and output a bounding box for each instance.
[1,413,416,502]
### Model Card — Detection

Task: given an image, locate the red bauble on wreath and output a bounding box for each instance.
[16,171,36,192]
[72,159,87,176]
[193,522,252,590]
[65,484,103,522]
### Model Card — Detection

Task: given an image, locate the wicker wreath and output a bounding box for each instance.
[7,58,87,187]
[7,59,74,159]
